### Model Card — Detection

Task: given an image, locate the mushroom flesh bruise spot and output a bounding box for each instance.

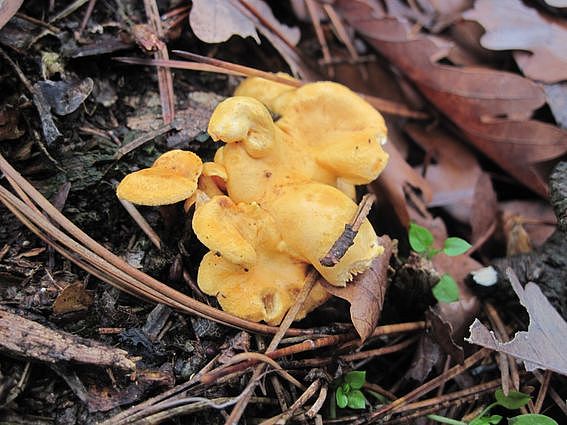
[115,78,389,325]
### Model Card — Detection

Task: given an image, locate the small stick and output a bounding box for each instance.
[322,4,367,79]
[15,13,61,33]
[364,382,397,401]
[118,199,161,249]
[320,193,376,266]
[533,369,551,414]
[339,336,418,362]
[305,0,334,77]
[533,370,567,417]
[485,302,520,392]
[168,51,427,119]
[49,0,89,23]
[260,380,321,425]
[144,0,175,124]
[353,348,490,424]
[115,123,173,159]
[78,0,97,34]
[225,270,318,425]
[306,383,328,418]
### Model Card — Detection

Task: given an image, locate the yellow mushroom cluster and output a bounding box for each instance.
[117,77,389,325]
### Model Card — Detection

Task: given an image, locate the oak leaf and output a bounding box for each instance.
[467,269,567,375]
[463,0,567,83]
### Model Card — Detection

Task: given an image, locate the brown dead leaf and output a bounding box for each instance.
[468,268,567,375]
[426,307,464,364]
[463,0,567,83]
[470,173,498,244]
[0,0,23,31]
[53,282,94,315]
[334,0,567,196]
[404,123,483,224]
[189,0,317,79]
[372,141,432,228]
[319,236,392,342]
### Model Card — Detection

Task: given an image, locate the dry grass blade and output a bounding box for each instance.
[143,0,175,124]
[0,154,312,336]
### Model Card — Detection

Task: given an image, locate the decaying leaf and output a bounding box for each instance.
[190,0,299,45]
[319,236,392,341]
[334,0,567,196]
[463,0,567,83]
[190,0,260,44]
[470,172,498,244]
[468,269,567,375]
[372,141,432,228]
[189,0,316,79]
[404,123,486,225]
[0,0,22,31]
[53,282,94,315]
[36,78,94,116]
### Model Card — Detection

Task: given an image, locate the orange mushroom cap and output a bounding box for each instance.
[194,195,330,324]
[117,150,203,206]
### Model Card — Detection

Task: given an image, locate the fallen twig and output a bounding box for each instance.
[320,193,376,267]
[0,306,135,370]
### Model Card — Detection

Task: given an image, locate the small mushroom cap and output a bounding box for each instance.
[116,150,203,206]
[208,97,276,159]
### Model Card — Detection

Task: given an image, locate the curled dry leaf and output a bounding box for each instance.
[463,0,567,83]
[189,0,314,79]
[334,0,567,196]
[426,307,464,364]
[319,236,392,342]
[53,282,94,314]
[0,0,23,30]
[468,269,567,375]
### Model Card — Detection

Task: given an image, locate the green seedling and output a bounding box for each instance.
[334,371,367,410]
[428,389,558,425]
[408,222,471,303]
